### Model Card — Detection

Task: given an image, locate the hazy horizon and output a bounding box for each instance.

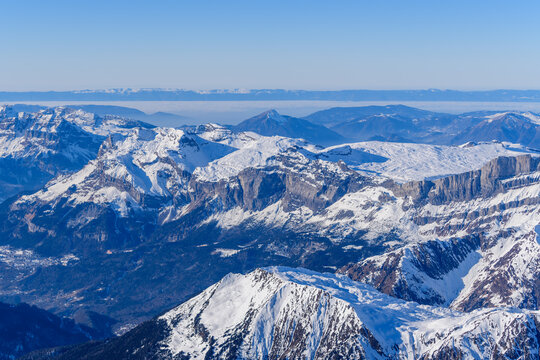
[9,100,540,126]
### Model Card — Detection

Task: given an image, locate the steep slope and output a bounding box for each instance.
[30,267,540,360]
[7,126,237,252]
[0,106,103,202]
[452,112,540,149]
[340,155,540,311]
[0,301,103,360]
[233,109,344,145]
[0,106,153,203]
[24,127,235,206]
[1,122,539,331]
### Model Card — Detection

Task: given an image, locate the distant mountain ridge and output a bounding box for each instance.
[4,88,540,101]
[305,105,540,148]
[8,104,188,127]
[304,104,448,126]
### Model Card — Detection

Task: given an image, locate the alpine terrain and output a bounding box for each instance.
[0,104,539,359]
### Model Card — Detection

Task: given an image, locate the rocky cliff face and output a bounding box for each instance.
[341,235,482,306]
[341,154,540,312]
[0,106,153,203]
[394,154,540,205]
[2,135,539,331]
[1,106,540,342]
[186,152,367,215]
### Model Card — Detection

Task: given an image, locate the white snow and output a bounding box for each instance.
[485,111,540,126]
[0,246,79,269]
[212,248,241,257]
[319,141,536,182]
[159,267,540,359]
[194,136,304,182]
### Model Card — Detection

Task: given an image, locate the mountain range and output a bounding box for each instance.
[8,104,189,127]
[0,104,539,359]
[4,88,540,101]
[304,105,540,147]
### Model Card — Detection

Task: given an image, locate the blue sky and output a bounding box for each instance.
[2,0,540,91]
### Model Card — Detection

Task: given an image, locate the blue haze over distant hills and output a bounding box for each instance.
[3,88,540,102]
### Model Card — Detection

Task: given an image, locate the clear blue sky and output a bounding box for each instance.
[2,0,540,91]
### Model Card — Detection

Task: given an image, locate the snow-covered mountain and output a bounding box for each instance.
[304,106,540,148]
[340,154,540,311]
[0,106,152,202]
[9,104,190,127]
[318,140,529,182]
[16,127,236,216]
[35,267,540,360]
[233,109,344,146]
[452,111,540,148]
[1,105,540,357]
[2,111,538,332]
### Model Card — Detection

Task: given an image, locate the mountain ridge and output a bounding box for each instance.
[1,105,540,358]
[233,109,345,146]
[5,88,540,101]
[25,267,540,360]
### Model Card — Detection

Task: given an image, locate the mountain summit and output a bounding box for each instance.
[233,109,344,146]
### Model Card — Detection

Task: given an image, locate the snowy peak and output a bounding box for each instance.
[0,106,109,202]
[56,267,540,359]
[484,111,540,125]
[452,112,540,149]
[236,109,290,128]
[260,108,286,122]
[158,267,540,359]
[17,126,238,214]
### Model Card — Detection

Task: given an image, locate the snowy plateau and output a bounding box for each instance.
[0,105,540,359]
